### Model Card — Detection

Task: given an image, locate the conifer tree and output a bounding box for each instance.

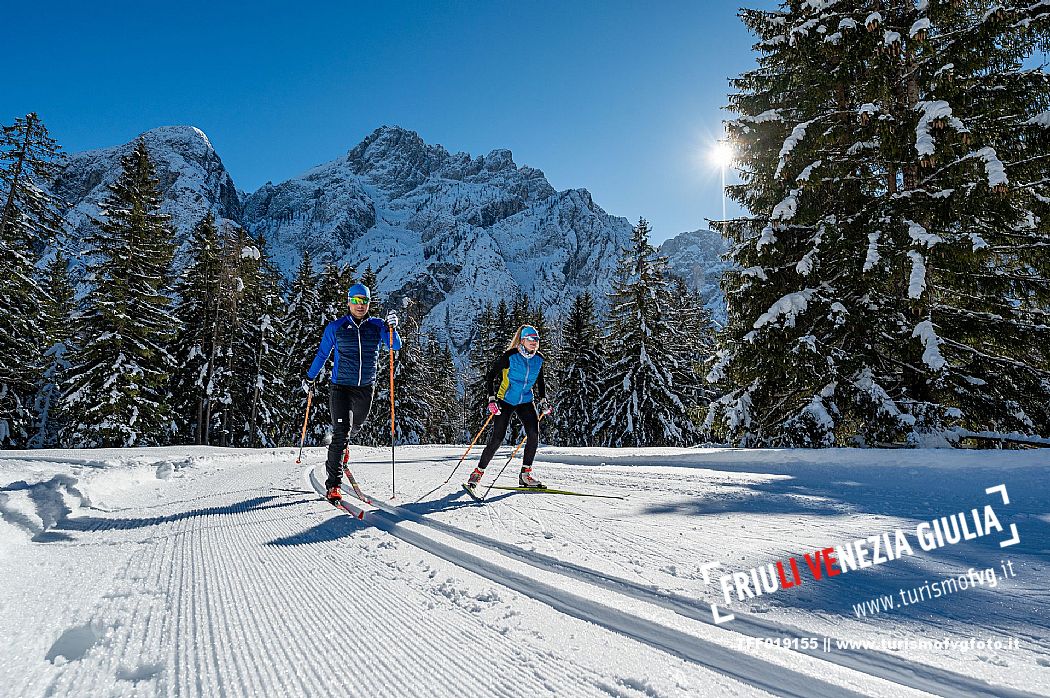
[229,233,287,446]
[61,140,177,447]
[670,276,716,431]
[596,219,695,447]
[170,214,223,444]
[429,343,462,443]
[385,306,436,444]
[282,252,323,444]
[709,1,1050,446]
[31,252,75,447]
[550,292,605,446]
[0,113,64,446]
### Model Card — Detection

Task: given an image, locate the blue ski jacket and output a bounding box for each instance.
[307,315,402,387]
[485,348,546,406]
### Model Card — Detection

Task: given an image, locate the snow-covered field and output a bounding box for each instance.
[1,445,1047,697]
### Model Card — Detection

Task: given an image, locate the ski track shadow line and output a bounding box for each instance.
[44,496,315,538]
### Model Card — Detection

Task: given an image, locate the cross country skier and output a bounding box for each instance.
[306,283,401,502]
[465,324,552,494]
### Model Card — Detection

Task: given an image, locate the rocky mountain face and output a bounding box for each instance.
[659,228,732,325]
[53,126,242,254]
[52,125,729,351]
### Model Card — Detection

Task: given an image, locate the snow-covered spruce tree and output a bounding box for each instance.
[280,252,322,444]
[0,113,65,446]
[709,1,1050,446]
[596,219,696,447]
[229,234,287,447]
[387,309,436,444]
[669,276,717,432]
[550,292,605,446]
[170,213,223,444]
[428,342,462,443]
[61,140,177,447]
[30,252,76,448]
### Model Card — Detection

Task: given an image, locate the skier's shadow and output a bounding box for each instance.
[399,489,514,516]
[32,494,315,542]
[265,489,515,547]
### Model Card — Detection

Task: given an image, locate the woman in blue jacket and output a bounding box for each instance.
[465,325,552,493]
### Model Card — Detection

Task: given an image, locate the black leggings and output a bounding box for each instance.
[477,400,540,470]
[325,385,374,488]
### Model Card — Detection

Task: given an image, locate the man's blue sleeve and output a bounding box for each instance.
[381,323,402,351]
[307,323,336,380]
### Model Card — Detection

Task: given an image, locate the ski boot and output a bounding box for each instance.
[519,467,546,489]
[462,467,485,501]
[326,486,342,502]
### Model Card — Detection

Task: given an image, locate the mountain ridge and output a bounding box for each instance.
[51,124,728,351]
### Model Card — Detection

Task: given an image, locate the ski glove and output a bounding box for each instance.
[385,311,399,330]
[303,378,315,394]
[487,397,501,416]
[537,398,553,416]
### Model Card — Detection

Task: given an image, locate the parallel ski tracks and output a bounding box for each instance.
[315,468,1040,698]
[36,463,615,697]
[312,469,869,698]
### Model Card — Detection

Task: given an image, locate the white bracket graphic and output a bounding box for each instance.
[985,484,1010,505]
[698,562,735,624]
[985,484,1020,547]
[710,604,735,624]
[698,561,722,585]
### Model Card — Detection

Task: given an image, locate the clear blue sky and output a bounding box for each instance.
[4,0,773,243]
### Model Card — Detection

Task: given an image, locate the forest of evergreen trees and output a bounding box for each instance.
[2,1,1048,450]
[0,117,715,450]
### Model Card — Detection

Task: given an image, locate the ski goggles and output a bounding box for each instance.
[349,296,370,305]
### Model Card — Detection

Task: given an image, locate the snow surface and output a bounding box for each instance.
[1,446,1047,697]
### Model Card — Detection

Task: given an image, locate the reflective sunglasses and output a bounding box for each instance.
[349,296,371,306]
[521,334,540,342]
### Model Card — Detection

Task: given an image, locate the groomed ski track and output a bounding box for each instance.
[310,467,1040,698]
[2,445,1047,697]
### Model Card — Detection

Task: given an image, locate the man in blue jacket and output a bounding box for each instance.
[306,283,401,501]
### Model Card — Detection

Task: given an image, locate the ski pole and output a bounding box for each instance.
[416,412,494,502]
[295,388,314,464]
[389,323,397,499]
[483,412,546,500]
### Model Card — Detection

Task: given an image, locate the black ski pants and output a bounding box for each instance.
[477,400,540,471]
[325,384,374,489]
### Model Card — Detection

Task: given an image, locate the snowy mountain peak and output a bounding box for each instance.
[346,126,450,193]
[140,125,214,150]
[54,126,241,254]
